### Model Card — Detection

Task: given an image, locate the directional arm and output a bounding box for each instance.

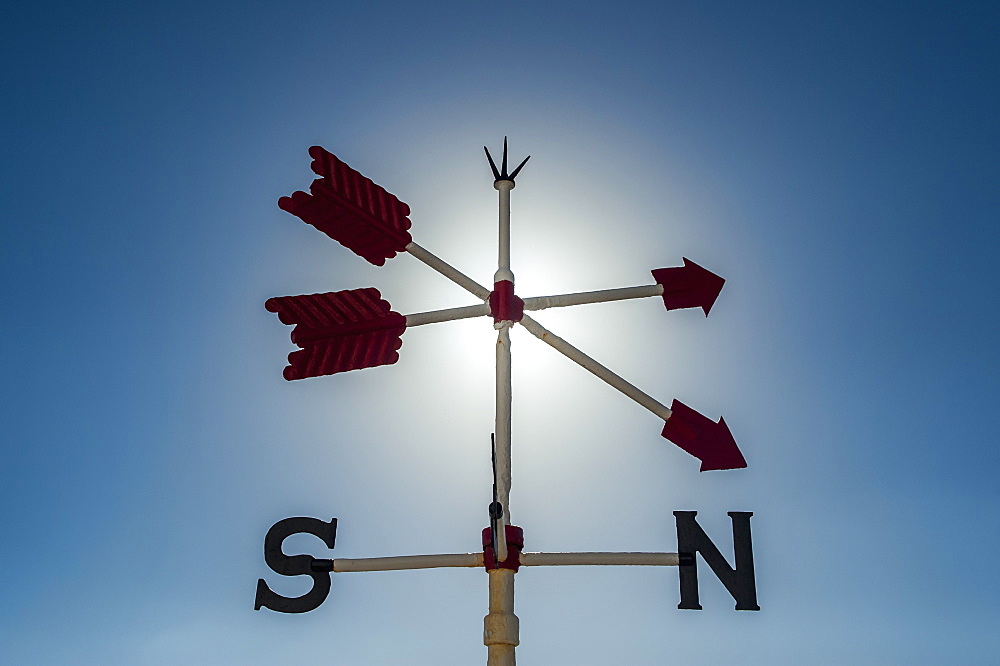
[522,285,663,311]
[405,242,491,300]
[518,315,673,421]
[405,303,491,327]
[519,314,745,470]
[523,258,725,314]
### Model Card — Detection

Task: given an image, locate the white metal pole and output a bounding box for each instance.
[493,177,516,556]
[519,551,682,567]
[495,323,512,560]
[519,314,673,422]
[521,284,663,311]
[488,177,517,665]
[405,241,492,300]
[404,303,491,327]
[332,552,483,572]
[485,568,518,666]
[495,180,515,284]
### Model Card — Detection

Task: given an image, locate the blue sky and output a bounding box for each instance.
[2,2,998,663]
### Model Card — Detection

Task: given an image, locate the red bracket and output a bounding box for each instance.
[489,281,525,323]
[482,525,524,571]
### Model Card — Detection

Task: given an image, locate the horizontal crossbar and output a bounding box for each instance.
[329,551,683,572]
[520,552,681,567]
[333,553,483,572]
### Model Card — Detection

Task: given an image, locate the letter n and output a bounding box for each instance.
[674,511,759,611]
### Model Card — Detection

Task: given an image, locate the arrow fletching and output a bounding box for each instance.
[278,147,413,266]
[265,288,406,380]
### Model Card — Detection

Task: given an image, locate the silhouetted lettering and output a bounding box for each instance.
[255,517,337,613]
[675,511,759,611]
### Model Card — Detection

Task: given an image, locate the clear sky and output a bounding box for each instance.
[2,2,998,664]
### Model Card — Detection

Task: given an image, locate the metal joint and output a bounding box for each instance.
[482,525,524,571]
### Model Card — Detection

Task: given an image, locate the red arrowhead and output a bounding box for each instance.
[660,399,746,471]
[651,258,725,316]
[278,147,412,266]
[265,288,406,380]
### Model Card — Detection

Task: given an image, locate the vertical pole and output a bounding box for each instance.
[495,179,514,284]
[493,177,515,557]
[488,177,517,664]
[495,322,511,562]
[484,569,519,665]
[495,324,512,561]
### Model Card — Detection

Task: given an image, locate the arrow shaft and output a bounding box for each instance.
[522,284,663,311]
[404,303,491,327]
[519,314,673,422]
[405,242,491,300]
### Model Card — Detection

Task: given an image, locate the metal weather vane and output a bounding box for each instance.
[256,139,759,664]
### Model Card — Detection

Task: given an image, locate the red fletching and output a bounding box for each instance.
[278,147,413,266]
[660,399,747,471]
[652,258,725,316]
[265,288,406,380]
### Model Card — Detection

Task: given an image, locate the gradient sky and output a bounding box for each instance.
[2,2,998,664]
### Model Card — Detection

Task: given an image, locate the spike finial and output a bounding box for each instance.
[484,137,530,184]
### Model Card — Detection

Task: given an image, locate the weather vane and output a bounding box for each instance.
[255,139,759,664]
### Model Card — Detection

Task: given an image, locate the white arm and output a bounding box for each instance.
[519,314,673,422]
[522,284,662,311]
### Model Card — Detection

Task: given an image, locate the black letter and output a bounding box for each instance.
[675,511,759,611]
[255,517,337,613]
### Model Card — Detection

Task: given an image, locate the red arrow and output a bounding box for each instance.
[651,258,725,316]
[278,147,412,266]
[265,288,406,380]
[660,399,746,471]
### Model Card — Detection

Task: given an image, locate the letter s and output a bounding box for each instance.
[254,517,337,613]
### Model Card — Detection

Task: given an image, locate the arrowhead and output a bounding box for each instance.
[651,258,725,316]
[660,399,747,471]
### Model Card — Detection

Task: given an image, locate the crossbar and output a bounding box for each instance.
[329,551,682,573]
[520,552,681,567]
[333,553,484,572]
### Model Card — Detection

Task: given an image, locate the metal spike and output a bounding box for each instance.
[508,155,531,181]
[484,146,501,180]
[501,137,509,178]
